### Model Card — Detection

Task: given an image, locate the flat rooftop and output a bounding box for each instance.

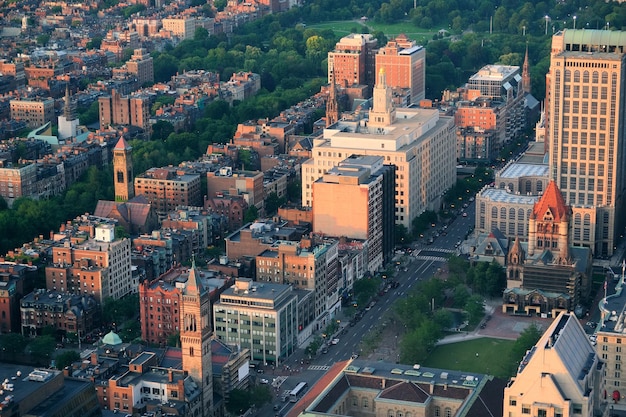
[499,162,549,179]
[480,187,539,205]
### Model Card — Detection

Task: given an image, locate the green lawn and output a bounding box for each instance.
[422,338,515,379]
[307,20,438,44]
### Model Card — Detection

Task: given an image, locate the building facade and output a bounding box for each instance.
[134,167,202,217]
[45,223,133,303]
[503,312,605,417]
[10,98,54,128]
[213,278,298,365]
[328,34,377,92]
[312,155,395,271]
[303,69,456,228]
[546,29,626,257]
[375,34,425,105]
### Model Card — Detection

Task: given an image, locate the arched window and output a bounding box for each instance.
[592,71,598,83]
[537,181,543,193]
[509,208,516,219]
[362,398,368,408]
[434,406,441,417]
[501,207,507,219]
[445,408,452,417]
[352,397,358,406]
[492,207,498,219]
[602,71,608,84]
[508,182,514,190]
[518,209,525,221]
[525,181,532,193]
[573,70,580,82]
[574,213,581,226]
[388,410,394,417]
[499,182,505,189]
[565,69,571,82]
[584,214,591,226]
[583,71,589,83]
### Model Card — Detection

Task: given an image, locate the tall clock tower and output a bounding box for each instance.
[113,136,134,202]
[180,260,213,416]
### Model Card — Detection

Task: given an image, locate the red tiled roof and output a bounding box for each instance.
[532,180,568,222]
[114,135,131,150]
[285,360,349,417]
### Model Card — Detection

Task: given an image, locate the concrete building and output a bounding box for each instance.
[303,69,456,228]
[545,29,626,257]
[45,223,133,303]
[596,271,626,401]
[313,155,395,271]
[375,34,425,105]
[98,89,150,135]
[503,312,605,417]
[213,278,298,365]
[10,97,54,128]
[255,236,339,326]
[206,167,265,212]
[475,161,549,240]
[162,16,197,40]
[126,48,154,86]
[465,64,526,142]
[503,181,593,315]
[134,167,202,217]
[328,34,378,95]
[296,360,505,417]
[0,161,36,207]
[0,365,100,417]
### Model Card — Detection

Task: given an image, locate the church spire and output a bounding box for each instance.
[326,73,339,127]
[522,43,531,94]
[63,83,77,121]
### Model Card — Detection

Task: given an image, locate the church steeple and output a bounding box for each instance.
[180,258,213,416]
[326,74,339,127]
[522,43,531,94]
[63,83,77,121]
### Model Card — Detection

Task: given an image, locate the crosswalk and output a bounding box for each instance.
[307,365,331,371]
[413,248,454,262]
[414,255,448,262]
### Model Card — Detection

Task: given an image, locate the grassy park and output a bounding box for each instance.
[422,338,516,378]
[307,20,438,44]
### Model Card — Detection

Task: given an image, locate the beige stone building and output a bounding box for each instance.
[303,69,456,228]
[10,97,54,128]
[162,16,196,40]
[546,29,626,257]
[297,360,504,417]
[503,312,605,417]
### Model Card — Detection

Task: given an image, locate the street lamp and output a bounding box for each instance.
[545,15,550,35]
[573,15,577,29]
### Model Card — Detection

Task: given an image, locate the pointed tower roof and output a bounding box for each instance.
[114,135,132,151]
[532,181,568,222]
[184,256,203,295]
[522,42,531,94]
[63,83,77,121]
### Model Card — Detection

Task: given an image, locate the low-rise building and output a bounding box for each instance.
[134,167,202,217]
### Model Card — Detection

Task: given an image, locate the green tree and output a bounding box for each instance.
[464,295,485,324]
[151,120,175,141]
[244,206,259,223]
[55,350,80,370]
[28,335,55,365]
[506,323,542,376]
[36,34,50,46]
[265,192,286,215]
[452,284,470,308]
[433,308,453,329]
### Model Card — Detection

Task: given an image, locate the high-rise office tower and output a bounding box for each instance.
[328,34,378,91]
[546,29,626,257]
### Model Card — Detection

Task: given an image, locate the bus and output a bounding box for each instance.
[289,382,308,402]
